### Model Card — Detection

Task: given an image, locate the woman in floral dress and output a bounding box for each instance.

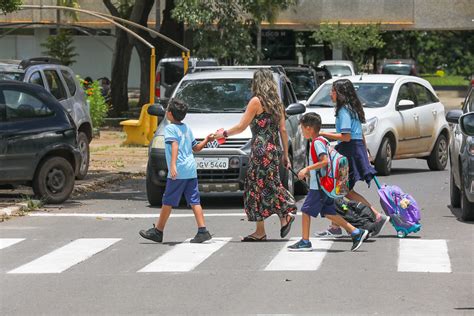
[215,69,297,241]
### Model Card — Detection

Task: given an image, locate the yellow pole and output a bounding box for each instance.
[150,47,156,104]
[182,51,190,75]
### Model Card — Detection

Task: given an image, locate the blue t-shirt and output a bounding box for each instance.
[164,123,198,179]
[309,139,328,190]
[335,106,363,140]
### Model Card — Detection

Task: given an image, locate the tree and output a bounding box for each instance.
[313,23,385,71]
[41,29,78,66]
[172,0,296,65]
[0,0,22,14]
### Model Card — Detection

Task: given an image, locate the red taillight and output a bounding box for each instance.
[155,88,160,98]
[471,79,474,86]
[155,71,161,97]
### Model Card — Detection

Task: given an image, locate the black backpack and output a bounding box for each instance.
[334,198,377,232]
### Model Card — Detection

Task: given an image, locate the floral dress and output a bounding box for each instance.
[244,111,297,221]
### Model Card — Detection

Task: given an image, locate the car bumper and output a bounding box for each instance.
[148,149,250,193]
[72,148,81,176]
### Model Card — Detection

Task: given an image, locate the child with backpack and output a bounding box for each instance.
[139,99,215,244]
[316,79,390,238]
[288,112,368,252]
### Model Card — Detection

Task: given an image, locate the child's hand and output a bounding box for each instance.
[170,165,178,180]
[206,133,216,142]
[298,167,308,180]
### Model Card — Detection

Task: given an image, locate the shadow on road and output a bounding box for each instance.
[447,205,474,224]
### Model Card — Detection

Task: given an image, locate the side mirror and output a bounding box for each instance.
[396,99,415,111]
[445,109,463,124]
[286,102,306,116]
[459,112,474,136]
[147,104,166,117]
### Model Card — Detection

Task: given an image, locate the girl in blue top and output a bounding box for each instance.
[319,79,389,237]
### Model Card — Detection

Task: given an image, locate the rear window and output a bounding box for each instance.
[382,64,412,75]
[285,70,316,100]
[323,65,352,77]
[0,72,24,81]
[174,79,252,112]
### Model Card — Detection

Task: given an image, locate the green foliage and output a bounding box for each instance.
[421,75,469,87]
[80,79,109,128]
[41,29,78,66]
[380,31,474,76]
[57,0,80,21]
[173,0,295,65]
[0,0,22,14]
[313,23,385,69]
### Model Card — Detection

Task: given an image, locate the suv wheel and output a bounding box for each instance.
[450,169,461,208]
[146,164,164,206]
[427,134,448,171]
[76,132,90,180]
[33,157,75,204]
[460,175,474,221]
[375,137,392,176]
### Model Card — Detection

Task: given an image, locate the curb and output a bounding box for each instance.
[0,171,143,220]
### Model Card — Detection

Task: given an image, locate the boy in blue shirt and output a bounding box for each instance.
[139,99,215,243]
[288,112,369,252]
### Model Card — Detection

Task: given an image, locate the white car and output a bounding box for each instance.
[317,60,357,77]
[305,75,450,175]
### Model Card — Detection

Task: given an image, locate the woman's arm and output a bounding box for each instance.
[319,131,351,142]
[279,107,290,167]
[215,97,260,138]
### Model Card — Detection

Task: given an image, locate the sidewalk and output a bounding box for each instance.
[0,129,148,220]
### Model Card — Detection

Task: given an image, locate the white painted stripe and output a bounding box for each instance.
[264,238,333,271]
[398,239,451,273]
[138,237,231,272]
[0,238,25,250]
[8,238,121,274]
[28,213,248,218]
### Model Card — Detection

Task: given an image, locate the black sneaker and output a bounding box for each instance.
[371,214,390,237]
[190,231,212,243]
[139,225,163,243]
[287,239,313,252]
[351,229,369,252]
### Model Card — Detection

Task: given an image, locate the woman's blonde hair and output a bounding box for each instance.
[251,69,284,122]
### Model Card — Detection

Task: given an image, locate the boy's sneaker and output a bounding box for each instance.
[314,226,344,238]
[371,214,391,237]
[139,225,163,243]
[190,231,212,243]
[351,229,369,252]
[288,239,313,252]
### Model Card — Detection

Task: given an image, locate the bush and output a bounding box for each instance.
[80,79,109,128]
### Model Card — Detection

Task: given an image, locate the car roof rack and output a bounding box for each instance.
[19,57,63,69]
[189,65,286,75]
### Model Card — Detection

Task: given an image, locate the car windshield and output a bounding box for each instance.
[0,72,24,81]
[382,64,412,75]
[285,70,317,100]
[308,82,394,108]
[323,65,352,77]
[173,78,252,112]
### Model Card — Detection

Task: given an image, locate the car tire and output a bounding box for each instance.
[427,134,448,171]
[375,137,392,176]
[146,164,164,206]
[32,156,75,204]
[450,169,461,208]
[76,132,90,180]
[460,176,474,221]
[281,154,295,196]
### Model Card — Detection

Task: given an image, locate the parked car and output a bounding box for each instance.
[445,82,474,220]
[284,65,331,103]
[305,74,450,175]
[0,57,92,179]
[380,59,418,76]
[155,57,218,99]
[0,81,80,203]
[146,66,306,206]
[317,60,357,77]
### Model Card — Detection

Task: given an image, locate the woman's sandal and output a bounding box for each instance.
[280,214,295,238]
[241,234,267,242]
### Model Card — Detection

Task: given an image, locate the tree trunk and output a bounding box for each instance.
[256,23,262,63]
[110,29,133,116]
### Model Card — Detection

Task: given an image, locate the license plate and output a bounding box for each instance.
[195,157,229,170]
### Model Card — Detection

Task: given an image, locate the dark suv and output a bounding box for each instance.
[146,66,306,206]
[284,65,331,102]
[0,81,80,203]
[446,82,474,220]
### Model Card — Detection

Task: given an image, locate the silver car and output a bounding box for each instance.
[0,57,93,179]
[146,66,307,206]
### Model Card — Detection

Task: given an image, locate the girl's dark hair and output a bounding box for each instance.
[299,112,322,132]
[332,79,366,123]
[167,98,188,121]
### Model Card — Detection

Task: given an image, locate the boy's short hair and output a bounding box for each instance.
[299,112,322,132]
[167,98,188,122]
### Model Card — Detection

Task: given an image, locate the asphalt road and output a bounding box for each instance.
[0,159,473,315]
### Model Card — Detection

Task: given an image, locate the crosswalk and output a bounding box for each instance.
[0,237,454,274]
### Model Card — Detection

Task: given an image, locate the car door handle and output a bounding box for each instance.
[413,114,419,120]
[432,109,437,116]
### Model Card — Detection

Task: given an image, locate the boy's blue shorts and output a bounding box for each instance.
[162,178,200,207]
[301,189,337,218]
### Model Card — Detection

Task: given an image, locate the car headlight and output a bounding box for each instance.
[362,117,378,135]
[151,135,165,149]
